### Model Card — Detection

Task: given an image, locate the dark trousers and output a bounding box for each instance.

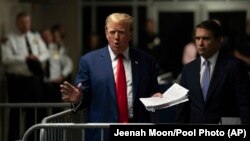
[43,82,63,114]
[6,74,44,141]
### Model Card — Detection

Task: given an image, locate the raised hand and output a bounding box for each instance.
[60,81,82,104]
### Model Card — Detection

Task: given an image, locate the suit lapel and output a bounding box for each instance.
[100,47,117,102]
[193,59,206,105]
[206,52,227,102]
[129,48,139,103]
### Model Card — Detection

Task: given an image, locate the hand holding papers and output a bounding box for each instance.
[140,83,189,112]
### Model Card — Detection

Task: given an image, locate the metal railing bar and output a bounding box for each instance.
[41,109,73,123]
[19,107,22,139]
[0,103,71,108]
[23,123,154,141]
[0,103,72,141]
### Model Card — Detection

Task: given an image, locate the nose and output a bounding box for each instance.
[197,39,204,47]
[114,31,119,39]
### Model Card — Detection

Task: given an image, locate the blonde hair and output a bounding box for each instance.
[105,13,133,31]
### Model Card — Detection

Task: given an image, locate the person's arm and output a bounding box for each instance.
[35,33,49,62]
[61,56,91,111]
[1,36,26,64]
[60,55,73,78]
[234,50,250,65]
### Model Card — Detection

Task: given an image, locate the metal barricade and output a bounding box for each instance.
[0,103,71,141]
[29,109,153,141]
[39,108,86,141]
[23,123,154,141]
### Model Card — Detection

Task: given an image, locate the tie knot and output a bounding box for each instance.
[117,54,124,60]
[204,60,210,66]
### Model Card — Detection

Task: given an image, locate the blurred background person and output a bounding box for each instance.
[51,27,73,82]
[88,33,101,52]
[40,27,73,105]
[182,41,198,65]
[51,23,65,40]
[139,19,164,74]
[233,19,250,71]
[1,11,49,141]
[175,41,198,83]
[213,18,232,56]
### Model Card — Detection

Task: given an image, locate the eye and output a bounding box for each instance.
[203,37,208,40]
[109,31,115,35]
[118,31,125,35]
[195,37,201,41]
[195,37,211,41]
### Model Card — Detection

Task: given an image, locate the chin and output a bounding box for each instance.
[198,51,203,55]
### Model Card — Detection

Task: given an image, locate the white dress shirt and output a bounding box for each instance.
[108,46,133,118]
[46,43,73,82]
[200,51,219,85]
[1,31,49,76]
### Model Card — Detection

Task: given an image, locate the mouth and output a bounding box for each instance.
[114,42,119,47]
[198,46,205,50]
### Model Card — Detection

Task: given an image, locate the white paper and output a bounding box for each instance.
[140,83,189,112]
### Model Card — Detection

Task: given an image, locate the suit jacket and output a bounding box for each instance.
[74,46,159,141]
[176,51,250,124]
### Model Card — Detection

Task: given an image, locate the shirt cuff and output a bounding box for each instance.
[71,95,83,112]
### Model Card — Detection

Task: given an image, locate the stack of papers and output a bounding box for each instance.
[139,83,189,112]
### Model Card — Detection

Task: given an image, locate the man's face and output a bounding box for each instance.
[16,15,31,34]
[41,29,53,44]
[105,22,132,54]
[53,31,62,44]
[195,28,220,59]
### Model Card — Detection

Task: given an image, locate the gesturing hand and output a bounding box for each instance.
[60,81,82,104]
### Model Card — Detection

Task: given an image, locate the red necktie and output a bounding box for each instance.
[116,54,128,123]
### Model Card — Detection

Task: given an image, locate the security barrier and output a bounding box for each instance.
[23,108,152,141]
[39,108,86,141]
[0,103,71,141]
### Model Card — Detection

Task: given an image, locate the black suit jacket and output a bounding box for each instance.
[176,52,250,124]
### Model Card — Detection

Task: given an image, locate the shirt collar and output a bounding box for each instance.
[201,51,219,66]
[17,30,31,36]
[108,45,130,61]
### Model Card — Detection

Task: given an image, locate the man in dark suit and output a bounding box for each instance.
[60,12,161,141]
[176,20,250,124]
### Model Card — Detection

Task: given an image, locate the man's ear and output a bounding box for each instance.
[217,37,223,44]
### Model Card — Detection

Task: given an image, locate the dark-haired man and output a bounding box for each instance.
[176,20,250,124]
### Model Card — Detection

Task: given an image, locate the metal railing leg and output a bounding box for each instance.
[101,128,104,141]
[4,107,9,141]
[34,108,37,141]
[19,108,23,139]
